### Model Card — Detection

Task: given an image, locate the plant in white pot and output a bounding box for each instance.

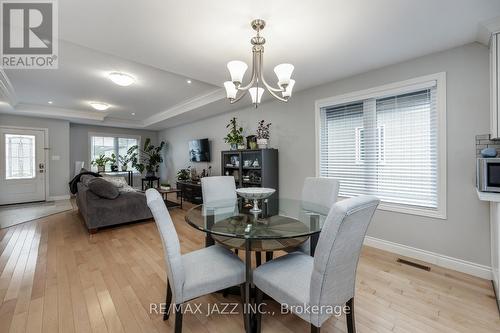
[91,154,110,173]
[256,120,271,148]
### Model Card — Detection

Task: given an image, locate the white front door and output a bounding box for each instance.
[0,128,46,205]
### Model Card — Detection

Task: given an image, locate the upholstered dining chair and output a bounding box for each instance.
[295,177,340,255]
[253,195,380,333]
[146,189,245,333]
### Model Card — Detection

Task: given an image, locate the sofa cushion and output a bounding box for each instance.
[80,174,95,186]
[88,178,119,199]
[102,176,128,188]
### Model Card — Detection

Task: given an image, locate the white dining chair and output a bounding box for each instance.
[253,195,380,333]
[284,177,340,256]
[146,189,245,333]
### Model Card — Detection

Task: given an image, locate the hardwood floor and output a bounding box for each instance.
[0,201,499,333]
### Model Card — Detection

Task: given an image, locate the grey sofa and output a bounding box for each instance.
[76,182,152,233]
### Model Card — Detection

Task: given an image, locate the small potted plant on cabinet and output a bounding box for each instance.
[177,167,191,181]
[224,117,245,150]
[256,120,271,148]
[91,154,110,173]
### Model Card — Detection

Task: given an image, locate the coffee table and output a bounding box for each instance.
[141,188,183,209]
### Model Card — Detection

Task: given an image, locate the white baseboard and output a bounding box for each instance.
[47,195,70,201]
[364,236,492,280]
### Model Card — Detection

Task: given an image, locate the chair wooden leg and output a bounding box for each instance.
[346,297,356,333]
[164,281,172,320]
[310,324,320,333]
[255,288,264,333]
[175,304,183,333]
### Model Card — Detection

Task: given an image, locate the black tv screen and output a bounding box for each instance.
[189,138,210,162]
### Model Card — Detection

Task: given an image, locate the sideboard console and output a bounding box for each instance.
[176,181,203,204]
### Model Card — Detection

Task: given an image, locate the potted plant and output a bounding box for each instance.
[224,117,244,150]
[91,154,110,173]
[177,167,191,181]
[109,154,118,172]
[117,153,132,171]
[128,138,166,178]
[160,183,171,190]
[256,120,271,148]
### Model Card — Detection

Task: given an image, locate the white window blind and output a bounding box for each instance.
[319,84,438,210]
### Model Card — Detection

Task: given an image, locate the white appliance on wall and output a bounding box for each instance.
[0,127,47,205]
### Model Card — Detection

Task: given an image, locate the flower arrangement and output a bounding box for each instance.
[256,120,271,148]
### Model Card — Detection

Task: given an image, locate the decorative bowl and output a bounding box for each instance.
[236,188,275,213]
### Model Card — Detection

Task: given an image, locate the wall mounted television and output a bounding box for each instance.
[189,138,210,162]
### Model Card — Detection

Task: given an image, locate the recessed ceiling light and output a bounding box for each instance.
[186,79,192,84]
[89,102,110,111]
[131,112,136,116]
[108,72,135,87]
[48,101,53,104]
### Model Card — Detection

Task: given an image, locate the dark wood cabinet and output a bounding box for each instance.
[221,148,279,215]
[176,181,203,204]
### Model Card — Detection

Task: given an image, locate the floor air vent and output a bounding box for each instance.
[397,258,431,271]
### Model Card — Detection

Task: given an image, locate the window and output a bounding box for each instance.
[89,133,139,171]
[5,134,36,179]
[316,73,446,218]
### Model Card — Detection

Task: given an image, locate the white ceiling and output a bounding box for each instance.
[2,0,500,129]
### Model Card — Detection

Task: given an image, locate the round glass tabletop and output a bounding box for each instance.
[184,198,328,240]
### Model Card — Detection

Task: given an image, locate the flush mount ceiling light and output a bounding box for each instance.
[89,102,110,111]
[224,19,295,108]
[108,72,135,87]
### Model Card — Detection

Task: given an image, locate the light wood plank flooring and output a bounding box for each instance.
[0,201,499,333]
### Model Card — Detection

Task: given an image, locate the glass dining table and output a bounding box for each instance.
[185,198,329,333]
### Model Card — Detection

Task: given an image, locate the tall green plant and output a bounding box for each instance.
[128,138,166,174]
[223,117,244,145]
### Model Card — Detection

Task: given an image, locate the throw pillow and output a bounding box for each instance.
[88,178,119,199]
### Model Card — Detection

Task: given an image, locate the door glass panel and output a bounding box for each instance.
[5,134,36,179]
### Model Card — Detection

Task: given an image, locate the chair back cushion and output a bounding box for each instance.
[301,177,339,215]
[146,189,185,303]
[310,195,379,326]
[201,176,237,204]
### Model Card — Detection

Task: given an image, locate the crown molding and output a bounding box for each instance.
[0,69,18,106]
[12,103,106,121]
[477,16,500,45]
[143,88,225,127]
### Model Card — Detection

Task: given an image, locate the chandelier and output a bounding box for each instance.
[223,19,295,107]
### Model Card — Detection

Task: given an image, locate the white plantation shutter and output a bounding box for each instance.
[319,83,439,210]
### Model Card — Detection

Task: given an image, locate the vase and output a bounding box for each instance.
[121,165,128,171]
[257,138,268,149]
[97,166,105,173]
[111,165,118,172]
[238,143,246,150]
[146,171,156,179]
[230,143,238,150]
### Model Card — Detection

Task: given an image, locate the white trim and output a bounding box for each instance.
[143,88,226,127]
[315,72,447,219]
[364,236,492,280]
[0,125,49,202]
[48,195,70,201]
[0,69,18,106]
[88,132,141,171]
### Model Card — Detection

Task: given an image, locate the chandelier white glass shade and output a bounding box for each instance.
[224,19,295,107]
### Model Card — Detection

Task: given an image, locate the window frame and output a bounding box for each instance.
[314,72,447,219]
[88,132,141,174]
